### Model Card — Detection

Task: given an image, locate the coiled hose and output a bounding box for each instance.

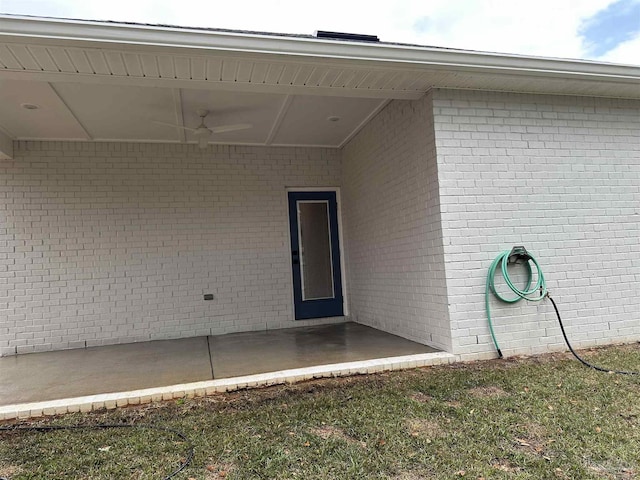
[486,249,640,375]
[485,249,546,358]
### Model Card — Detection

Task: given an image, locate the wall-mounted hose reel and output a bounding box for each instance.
[486,247,639,375]
[485,246,547,358]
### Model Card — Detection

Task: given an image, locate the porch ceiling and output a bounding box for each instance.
[0,14,639,156]
[0,79,386,148]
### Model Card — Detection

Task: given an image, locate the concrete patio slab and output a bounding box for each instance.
[0,337,212,406]
[0,322,449,419]
[209,323,438,378]
[0,351,457,421]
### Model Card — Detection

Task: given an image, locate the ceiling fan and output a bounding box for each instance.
[156,109,252,149]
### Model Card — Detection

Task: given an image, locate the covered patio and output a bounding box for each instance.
[0,15,459,371]
[2,16,639,421]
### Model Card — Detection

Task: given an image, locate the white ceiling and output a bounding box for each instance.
[0,79,387,147]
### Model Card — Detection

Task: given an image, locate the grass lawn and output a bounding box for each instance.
[2,344,640,479]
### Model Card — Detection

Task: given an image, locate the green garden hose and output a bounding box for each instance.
[485,249,547,358]
[486,248,640,375]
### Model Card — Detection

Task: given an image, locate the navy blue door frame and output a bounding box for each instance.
[288,191,344,320]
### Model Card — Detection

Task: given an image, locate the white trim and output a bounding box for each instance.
[0,127,13,160]
[0,69,422,99]
[12,137,344,149]
[48,82,93,140]
[265,95,293,145]
[334,187,349,317]
[0,15,640,81]
[1,15,639,81]
[172,88,186,143]
[339,98,390,148]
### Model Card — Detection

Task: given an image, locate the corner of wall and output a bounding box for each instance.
[340,95,454,352]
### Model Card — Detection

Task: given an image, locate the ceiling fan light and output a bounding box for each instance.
[198,134,209,149]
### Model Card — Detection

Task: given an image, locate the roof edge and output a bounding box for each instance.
[1,14,639,82]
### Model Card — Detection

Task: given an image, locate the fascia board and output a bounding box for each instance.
[1,15,639,84]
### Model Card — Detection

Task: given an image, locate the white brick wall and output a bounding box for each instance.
[432,89,640,358]
[342,94,452,351]
[0,142,343,355]
[4,90,638,360]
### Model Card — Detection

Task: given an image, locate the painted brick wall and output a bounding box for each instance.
[0,142,343,355]
[432,89,640,358]
[342,94,452,351]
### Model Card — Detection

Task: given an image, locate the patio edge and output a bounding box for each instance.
[0,351,456,421]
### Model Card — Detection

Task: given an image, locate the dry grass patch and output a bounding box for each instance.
[405,418,443,441]
[390,472,432,480]
[409,392,432,403]
[491,458,523,473]
[0,463,22,478]
[205,461,235,478]
[468,385,508,398]
[586,463,636,479]
[513,422,551,457]
[309,425,366,448]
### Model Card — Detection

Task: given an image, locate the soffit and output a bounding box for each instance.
[1,40,640,100]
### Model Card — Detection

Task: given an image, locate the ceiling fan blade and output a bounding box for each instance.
[152,120,197,132]
[210,123,253,134]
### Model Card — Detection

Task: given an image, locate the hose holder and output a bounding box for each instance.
[508,245,531,264]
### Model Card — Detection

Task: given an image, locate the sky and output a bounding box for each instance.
[0,0,639,66]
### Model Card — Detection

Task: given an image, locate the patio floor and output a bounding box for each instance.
[0,322,438,406]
